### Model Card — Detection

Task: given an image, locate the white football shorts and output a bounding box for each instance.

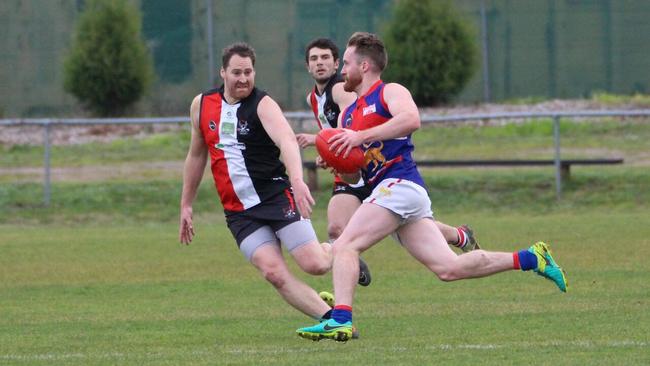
[363,178,434,225]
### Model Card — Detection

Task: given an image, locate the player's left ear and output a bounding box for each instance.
[361,60,370,73]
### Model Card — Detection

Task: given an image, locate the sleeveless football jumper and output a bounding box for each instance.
[341,80,425,188]
[309,74,343,130]
[199,86,290,214]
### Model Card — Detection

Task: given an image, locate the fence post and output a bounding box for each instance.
[43,122,52,206]
[206,0,215,87]
[480,0,491,102]
[553,115,561,200]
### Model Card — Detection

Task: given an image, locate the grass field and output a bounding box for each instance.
[1,118,649,365]
[1,209,649,365]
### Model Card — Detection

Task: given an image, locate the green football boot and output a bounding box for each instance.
[297,318,353,342]
[529,241,568,292]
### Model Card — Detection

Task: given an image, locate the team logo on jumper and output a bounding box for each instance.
[237,120,250,135]
[343,114,353,128]
[318,114,329,128]
[364,141,386,171]
[362,103,376,116]
[326,109,337,122]
[209,120,216,131]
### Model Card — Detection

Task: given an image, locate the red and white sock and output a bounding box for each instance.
[456,227,468,249]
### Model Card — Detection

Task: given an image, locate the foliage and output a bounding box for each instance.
[382,0,477,106]
[590,91,650,107]
[63,0,153,116]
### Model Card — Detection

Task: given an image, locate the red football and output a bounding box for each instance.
[315,128,365,173]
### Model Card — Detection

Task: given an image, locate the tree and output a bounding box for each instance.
[63,0,153,116]
[382,0,477,106]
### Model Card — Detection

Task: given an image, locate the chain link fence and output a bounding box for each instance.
[1,0,649,117]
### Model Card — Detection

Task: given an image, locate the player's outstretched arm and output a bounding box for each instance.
[258,96,315,218]
[296,92,317,148]
[179,94,208,245]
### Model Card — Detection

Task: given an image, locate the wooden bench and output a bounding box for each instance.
[303,158,624,190]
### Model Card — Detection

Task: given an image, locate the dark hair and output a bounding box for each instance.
[304,38,339,63]
[222,42,256,69]
[346,32,387,72]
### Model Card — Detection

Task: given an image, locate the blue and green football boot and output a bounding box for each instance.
[529,241,568,292]
[318,291,360,339]
[297,319,353,342]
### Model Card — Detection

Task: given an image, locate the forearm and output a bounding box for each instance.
[180,154,207,208]
[279,138,305,185]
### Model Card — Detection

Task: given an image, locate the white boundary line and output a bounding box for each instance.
[1,340,646,361]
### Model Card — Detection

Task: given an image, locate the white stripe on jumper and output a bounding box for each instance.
[220,102,260,209]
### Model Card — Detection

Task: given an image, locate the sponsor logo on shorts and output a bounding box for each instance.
[209,120,216,131]
[283,207,296,218]
[378,186,392,197]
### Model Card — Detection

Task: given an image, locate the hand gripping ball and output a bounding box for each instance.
[315,128,365,174]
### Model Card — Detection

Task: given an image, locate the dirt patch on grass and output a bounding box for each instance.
[1,161,187,183]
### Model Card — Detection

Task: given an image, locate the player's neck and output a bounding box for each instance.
[315,82,326,95]
[315,77,332,95]
[357,74,381,96]
[223,91,241,105]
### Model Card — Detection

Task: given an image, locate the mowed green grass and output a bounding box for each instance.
[1,208,649,365]
[1,117,649,364]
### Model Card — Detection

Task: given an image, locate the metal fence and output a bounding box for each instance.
[2,109,649,205]
[3,1,650,117]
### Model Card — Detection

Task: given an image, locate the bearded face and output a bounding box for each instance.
[341,47,363,93]
[220,54,255,101]
[343,69,362,92]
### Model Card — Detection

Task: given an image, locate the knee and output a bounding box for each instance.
[330,242,364,266]
[261,267,288,289]
[331,241,355,257]
[327,222,344,241]
[300,259,331,276]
